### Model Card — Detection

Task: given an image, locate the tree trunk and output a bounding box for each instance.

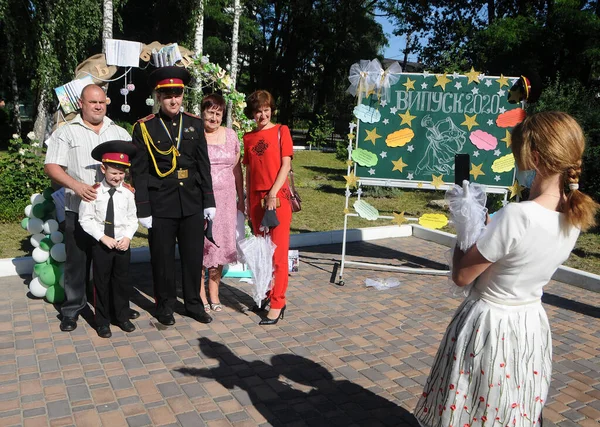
[226,0,242,128]
[9,55,21,135]
[402,31,412,70]
[33,89,50,142]
[102,0,113,53]
[487,0,495,24]
[194,0,205,54]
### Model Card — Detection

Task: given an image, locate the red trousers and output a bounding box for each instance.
[248,187,292,309]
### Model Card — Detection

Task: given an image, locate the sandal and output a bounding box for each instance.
[203,303,211,312]
[210,303,223,312]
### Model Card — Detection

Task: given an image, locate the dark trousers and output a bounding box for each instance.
[92,244,131,326]
[62,211,94,318]
[149,212,205,316]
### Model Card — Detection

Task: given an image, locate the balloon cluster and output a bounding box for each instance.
[20,188,66,303]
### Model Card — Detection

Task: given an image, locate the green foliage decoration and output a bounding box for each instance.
[0,132,50,222]
[186,55,255,141]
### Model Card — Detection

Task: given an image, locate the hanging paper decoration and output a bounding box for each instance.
[127,83,135,91]
[120,88,129,96]
[145,97,155,107]
[121,104,131,113]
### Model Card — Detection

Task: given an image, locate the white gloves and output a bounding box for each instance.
[203,207,216,221]
[139,216,153,229]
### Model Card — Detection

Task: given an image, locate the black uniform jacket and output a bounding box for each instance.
[130,111,215,218]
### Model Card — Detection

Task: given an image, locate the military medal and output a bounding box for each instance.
[177,169,188,179]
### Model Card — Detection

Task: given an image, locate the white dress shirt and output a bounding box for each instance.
[78,180,138,242]
[45,114,131,213]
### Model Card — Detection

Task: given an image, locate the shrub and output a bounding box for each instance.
[0,132,50,222]
[308,113,334,149]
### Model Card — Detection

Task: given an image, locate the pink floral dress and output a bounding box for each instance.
[203,127,240,268]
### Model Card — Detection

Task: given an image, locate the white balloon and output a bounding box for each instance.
[30,233,45,248]
[29,277,47,298]
[27,217,44,234]
[50,243,67,263]
[31,193,45,205]
[32,247,50,263]
[24,204,33,218]
[43,219,59,234]
[50,231,64,244]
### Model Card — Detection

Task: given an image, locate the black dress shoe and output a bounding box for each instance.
[97,324,112,338]
[157,313,175,326]
[60,316,77,332]
[118,320,136,333]
[187,311,213,324]
[259,305,286,326]
[128,309,140,320]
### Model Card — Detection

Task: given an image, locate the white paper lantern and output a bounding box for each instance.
[50,243,67,263]
[43,219,59,234]
[31,193,45,205]
[32,247,50,263]
[27,218,44,234]
[24,204,33,218]
[29,277,47,298]
[30,233,45,248]
[50,231,64,244]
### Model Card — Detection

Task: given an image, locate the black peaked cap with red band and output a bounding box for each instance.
[92,140,137,167]
[148,66,191,91]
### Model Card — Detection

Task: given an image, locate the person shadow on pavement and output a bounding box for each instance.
[175,338,419,427]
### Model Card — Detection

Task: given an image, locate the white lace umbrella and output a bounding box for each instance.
[238,234,277,306]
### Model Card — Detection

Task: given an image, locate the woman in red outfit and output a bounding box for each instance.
[243,90,293,325]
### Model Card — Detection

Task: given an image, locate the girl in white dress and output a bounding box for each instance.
[415,112,599,427]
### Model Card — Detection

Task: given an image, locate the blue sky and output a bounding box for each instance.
[375,15,421,63]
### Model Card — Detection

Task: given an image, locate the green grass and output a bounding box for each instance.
[2,150,600,276]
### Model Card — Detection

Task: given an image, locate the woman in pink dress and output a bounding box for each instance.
[200,94,244,312]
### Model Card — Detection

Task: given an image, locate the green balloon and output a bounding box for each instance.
[21,217,29,230]
[32,204,45,219]
[39,237,54,251]
[46,284,65,304]
[39,264,58,287]
[43,187,54,200]
[42,199,55,213]
[33,262,47,276]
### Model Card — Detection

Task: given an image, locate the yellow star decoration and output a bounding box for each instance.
[508,88,521,103]
[417,182,423,188]
[347,133,355,141]
[461,114,479,131]
[470,163,485,181]
[398,109,417,127]
[364,128,381,145]
[343,208,350,214]
[508,179,524,199]
[346,160,354,167]
[344,173,359,188]
[434,74,451,91]
[403,77,416,91]
[392,157,408,173]
[501,130,512,148]
[465,67,480,84]
[431,174,445,189]
[496,74,509,88]
[392,212,406,226]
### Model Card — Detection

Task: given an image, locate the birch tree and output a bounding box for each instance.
[194,0,205,54]
[226,0,242,128]
[102,0,113,53]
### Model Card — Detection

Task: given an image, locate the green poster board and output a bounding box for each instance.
[353,72,523,189]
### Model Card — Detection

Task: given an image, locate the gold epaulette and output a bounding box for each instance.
[137,114,155,123]
[122,182,135,193]
[183,111,201,120]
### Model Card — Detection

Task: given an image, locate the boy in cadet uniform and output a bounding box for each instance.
[79,140,139,338]
[130,66,215,326]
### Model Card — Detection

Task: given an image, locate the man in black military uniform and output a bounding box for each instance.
[130,66,215,326]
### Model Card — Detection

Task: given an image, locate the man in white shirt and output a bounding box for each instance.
[44,84,136,332]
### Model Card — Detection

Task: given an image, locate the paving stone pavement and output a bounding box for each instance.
[0,235,599,427]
